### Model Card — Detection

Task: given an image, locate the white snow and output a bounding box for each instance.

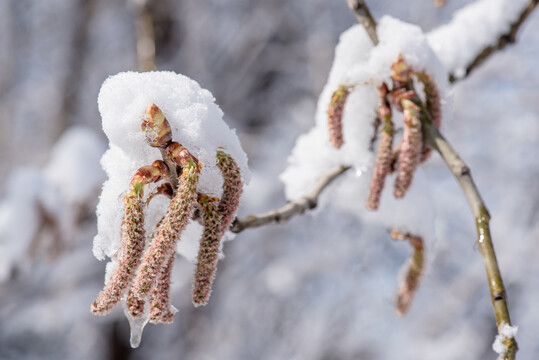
[427,0,530,76]
[44,126,106,206]
[93,71,249,263]
[492,323,518,359]
[280,16,447,239]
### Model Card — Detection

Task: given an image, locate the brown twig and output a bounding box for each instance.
[132,0,156,72]
[449,0,538,82]
[231,165,351,233]
[346,0,379,45]
[423,123,517,358]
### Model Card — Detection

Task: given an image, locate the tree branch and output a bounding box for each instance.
[449,0,538,83]
[131,0,156,72]
[346,0,379,45]
[231,165,351,233]
[348,1,518,358]
[423,122,517,358]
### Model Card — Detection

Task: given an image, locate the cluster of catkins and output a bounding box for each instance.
[91,104,243,324]
[327,55,441,315]
[327,54,441,210]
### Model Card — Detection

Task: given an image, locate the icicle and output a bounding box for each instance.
[123,301,149,349]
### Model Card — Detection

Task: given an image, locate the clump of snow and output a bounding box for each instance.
[280,16,447,239]
[44,126,106,206]
[427,0,530,76]
[93,71,250,262]
[492,323,518,359]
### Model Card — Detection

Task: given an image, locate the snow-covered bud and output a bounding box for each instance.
[391,55,412,87]
[130,158,199,303]
[327,85,350,149]
[149,253,176,323]
[192,195,222,307]
[216,150,243,236]
[141,103,172,148]
[366,84,395,210]
[392,233,424,316]
[127,160,169,200]
[387,88,415,112]
[166,142,200,170]
[394,99,423,198]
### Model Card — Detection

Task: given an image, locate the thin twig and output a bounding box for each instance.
[449,0,538,82]
[346,0,379,45]
[348,1,518,358]
[231,165,351,233]
[132,0,156,72]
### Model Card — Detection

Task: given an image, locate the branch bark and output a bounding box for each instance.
[132,0,156,72]
[231,165,350,233]
[346,0,379,45]
[423,122,517,358]
[449,0,538,82]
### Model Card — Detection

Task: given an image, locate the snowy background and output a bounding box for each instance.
[0,0,538,359]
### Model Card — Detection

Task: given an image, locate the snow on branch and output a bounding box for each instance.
[450,0,538,82]
[428,0,538,82]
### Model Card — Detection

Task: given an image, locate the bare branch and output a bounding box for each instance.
[346,0,379,45]
[132,0,157,72]
[423,123,518,358]
[449,0,538,83]
[231,165,351,233]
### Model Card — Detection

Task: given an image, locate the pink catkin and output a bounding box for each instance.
[126,288,145,318]
[91,196,146,315]
[416,72,442,163]
[394,99,423,198]
[366,84,394,211]
[192,195,222,307]
[327,85,350,149]
[130,160,198,307]
[216,151,243,236]
[416,72,441,129]
[395,235,424,316]
[91,161,168,315]
[149,252,176,323]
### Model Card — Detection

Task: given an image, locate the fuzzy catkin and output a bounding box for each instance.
[130,160,198,305]
[327,85,350,149]
[192,195,222,307]
[216,151,243,236]
[416,72,441,129]
[416,72,442,163]
[396,235,424,316]
[149,253,176,323]
[366,84,394,210]
[91,195,146,315]
[394,99,423,198]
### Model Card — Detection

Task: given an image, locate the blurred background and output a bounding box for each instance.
[0,0,538,359]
